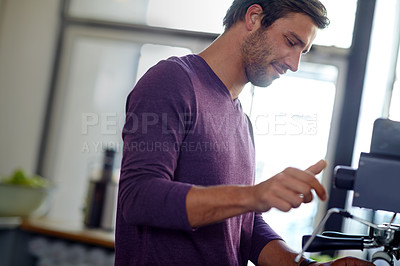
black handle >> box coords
[322,231,369,239]
[333,166,356,190]
[302,234,364,252]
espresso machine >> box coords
[296,118,400,265]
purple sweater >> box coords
[115,55,281,265]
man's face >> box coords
[241,12,318,87]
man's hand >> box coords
[316,256,374,265]
[186,159,328,227]
[250,159,328,213]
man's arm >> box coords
[186,160,327,227]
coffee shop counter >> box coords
[0,217,115,265]
[20,217,115,248]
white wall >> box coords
[0,0,60,176]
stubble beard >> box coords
[241,28,275,88]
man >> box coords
[115,0,373,265]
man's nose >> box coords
[285,51,302,72]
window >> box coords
[67,0,358,48]
[239,62,338,250]
[42,26,194,222]
[68,0,149,24]
[146,0,232,34]
[341,0,400,259]
[136,44,191,81]
[314,0,358,48]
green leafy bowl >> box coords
[0,183,52,217]
[0,169,53,217]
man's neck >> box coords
[198,25,248,100]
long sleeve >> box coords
[115,54,261,266]
[249,213,282,265]
[118,60,196,231]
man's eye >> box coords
[286,37,295,47]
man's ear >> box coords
[245,4,263,31]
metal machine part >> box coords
[296,210,400,266]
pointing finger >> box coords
[306,159,327,175]
[306,159,328,201]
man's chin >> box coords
[250,78,274,88]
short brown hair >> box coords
[223,0,329,30]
